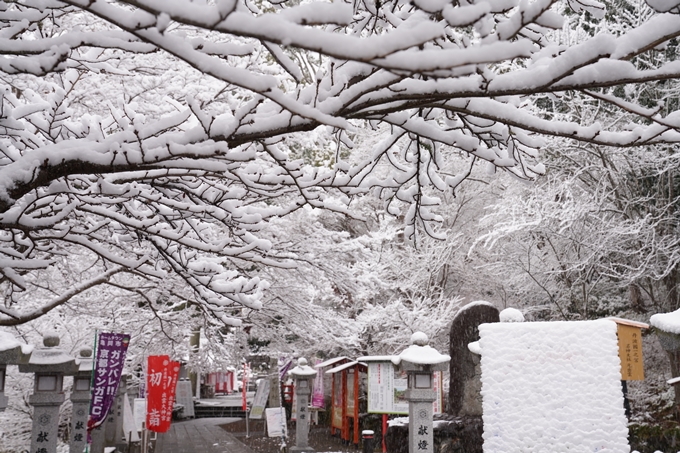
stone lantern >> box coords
[289,357,317,453]
[19,334,77,453]
[70,347,93,453]
[0,331,32,411]
[393,332,451,453]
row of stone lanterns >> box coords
[0,332,99,453]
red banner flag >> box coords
[146,355,180,433]
[242,362,248,411]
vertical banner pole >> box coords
[84,329,98,453]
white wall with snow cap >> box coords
[479,319,629,453]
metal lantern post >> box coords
[70,347,93,453]
[289,358,317,453]
[19,334,77,453]
[394,332,450,453]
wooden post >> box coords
[353,365,360,445]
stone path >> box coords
[155,417,256,453]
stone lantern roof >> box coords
[392,332,451,371]
[18,334,77,374]
[76,348,93,374]
[0,331,32,365]
[289,358,318,378]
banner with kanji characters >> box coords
[87,332,130,433]
[312,359,324,408]
[146,355,180,433]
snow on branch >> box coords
[0,0,679,323]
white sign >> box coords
[367,362,443,415]
[124,396,140,442]
[133,398,146,432]
[265,407,288,437]
[175,380,195,418]
[250,380,271,419]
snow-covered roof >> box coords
[393,344,451,366]
[649,309,680,334]
[314,356,350,369]
[392,332,450,366]
[324,361,367,374]
[479,319,629,452]
[19,335,77,373]
[0,331,32,356]
[608,317,649,329]
[289,358,317,378]
[356,355,395,362]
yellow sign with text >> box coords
[617,324,644,381]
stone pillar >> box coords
[0,332,31,412]
[18,334,77,453]
[448,301,499,417]
[395,332,450,453]
[289,358,317,453]
[70,348,93,453]
[407,384,435,453]
[268,357,281,408]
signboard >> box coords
[617,323,645,380]
[175,379,195,418]
[312,360,324,408]
[265,407,288,437]
[367,362,443,415]
[250,380,271,419]
[124,395,140,442]
[346,369,355,411]
[332,373,343,429]
[88,332,130,433]
[146,355,180,433]
[133,398,146,433]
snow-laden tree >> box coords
[2,0,680,324]
[474,0,680,320]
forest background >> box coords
[1,0,680,449]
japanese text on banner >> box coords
[87,332,130,434]
[146,355,180,433]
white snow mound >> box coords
[479,319,629,453]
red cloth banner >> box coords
[146,355,180,433]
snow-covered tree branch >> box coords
[1,0,680,324]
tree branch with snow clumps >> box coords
[0,0,679,324]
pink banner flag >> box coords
[312,359,324,408]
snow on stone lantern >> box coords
[70,347,93,453]
[392,332,450,453]
[19,334,77,453]
[650,309,680,415]
[289,357,317,453]
[0,331,32,412]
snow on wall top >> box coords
[650,309,680,334]
[479,319,629,453]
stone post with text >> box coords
[289,358,317,453]
[395,332,450,453]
